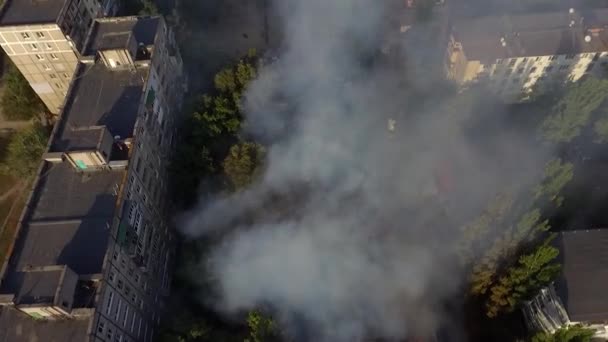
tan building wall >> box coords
[0,23,79,114]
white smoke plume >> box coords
[180,0,550,340]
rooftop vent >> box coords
[585,35,592,43]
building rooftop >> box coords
[0,161,123,290]
[51,63,147,152]
[0,0,67,26]
[0,306,90,342]
[555,229,608,323]
[453,9,608,62]
[84,16,160,56]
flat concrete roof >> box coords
[0,306,90,342]
[51,63,147,152]
[13,269,63,305]
[0,0,66,26]
[85,16,160,56]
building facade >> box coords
[446,9,608,102]
[0,15,185,342]
[0,0,118,114]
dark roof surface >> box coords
[51,63,147,152]
[2,162,122,278]
[0,0,66,26]
[13,269,63,305]
[85,16,160,55]
[0,306,89,342]
[555,229,608,322]
[453,9,608,61]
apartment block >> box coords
[0,15,186,342]
[0,0,118,114]
[446,9,608,102]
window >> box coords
[115,334,123,342]
[55,83,63,89]
[97,321,105,333]
[21,32,30,39]
[508,59,516,66]
[50,53,58,60]
[109,271,115,282]
[521,57,528,63]
[63,73,70,79]
[535,57,541,61]
[120,257,126,268]
[123,307,129,327]
[138,318,143,338]
[593,53,600,61]
[35,32,45,38]
[131,293,137,303]
[549,55,558,61]
[496,59,503,64]
[117,279,123,290]
[107,328,113,339]
[49,73,57,79]
[586,63,595,72]
[559,65,569,71]
[45,43,52,50]
[131,313,137,333]
[545,66,554,72]
[35,54,44,61]
[106,291,114,315]
[115,299,122,321]
[42,63,51,71]
[125,286,131,296]
[530,67,537,73]
[517,68,524,74]
[134,274,140,283]
[30,43,38,50]
[565,54,575,59]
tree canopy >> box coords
[1,123,49,177]
[540,77,608,144]
[530,325,596,342]
[0,63,45,121]
[223,142,265,191]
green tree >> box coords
[531,325,596,342]
[0,63,45,121]
[223,142,265,191]
[139,0,159,15]
[534,159,574,206]
[485,237,561,317]
[245,311,277,342]
[1,123,49,176]
[540,77,608,144]
[593,115,608,143]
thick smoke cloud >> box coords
[181,0,549,340]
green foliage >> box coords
[531,325,596,342]
[171,52,259,206]
[1,123,48,177]
[0,63,45,121]
[245,311,277,342]
[593,115,608,143]
[139,0,159,15]
[534,159,574,206]
[223,142,265,191]
[540,77,608,144]
[485,237,561,317]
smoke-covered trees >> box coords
[245,311,279,342]
[464,158,573,317]
[540,77,608,144]
[223,142,266,191]
[0,63,45,121]
[171,50,260,205]
[530,325,596,342]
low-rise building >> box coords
[446,9,608,102]
[0,0,119,114]
[0,15,185,342]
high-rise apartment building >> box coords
[446,9,608,102]
[0,15,186,342]
[0,0,118,114]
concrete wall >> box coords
[0,24,79,114]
